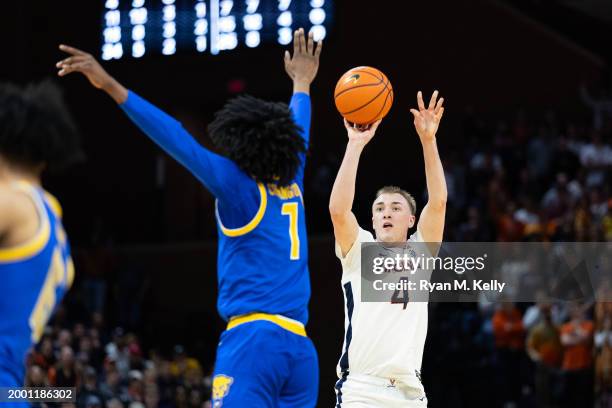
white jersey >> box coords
[335,227,432,391]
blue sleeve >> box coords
[289,92,311,185]
[119,90,248,202]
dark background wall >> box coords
[3,0,605,245]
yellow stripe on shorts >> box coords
[227,313,307,337]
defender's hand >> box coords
[410,90,444,142]
[284,28,322,91]
[344,119,381,149]
[57,45,113,89]
[57,45,127,104]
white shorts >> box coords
[334,373,428,407]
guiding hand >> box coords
[410,90,444,142]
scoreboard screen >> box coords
[101,0,332,60]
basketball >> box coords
[334,66,393,126]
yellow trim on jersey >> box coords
[227,313,307,337]
[43,192,63,219]
[0,184,51,263]
[216,183,267,237]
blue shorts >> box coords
[212,317,318,407]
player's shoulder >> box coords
[408,229,423,243]
[0,184,36,229]
[335,226,374,264]
[0,183,30,213]
[358,227,375,243]
[408,229,441,258]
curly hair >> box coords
[208,95,305,186]
[0,79,83,172]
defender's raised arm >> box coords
[284,28,322,96]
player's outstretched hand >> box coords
[410,90,444,142]
[56,45,127,104]
[284,28,322,91]
[344,119,381,149]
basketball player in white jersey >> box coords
[329,90,446,407]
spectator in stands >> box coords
[580,133,612,188]
[492,302,525,407]
[595,315,612,406]
[526,304,562,408]
[580,84,612,131]
[125,370,145,405]
[77,366,105,408]
[560,303,595,408]
[523,294,567,330]
[170,345,201,382]
[106,398,124,408]
[25,365,49,387]
[99,368,122,402]
[54,346,78,387]
[30,335,56,373]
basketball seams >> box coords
[364,87,393,124]
[334,82,383,100]
[338,77,392,116]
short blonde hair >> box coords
[374,186,417,215]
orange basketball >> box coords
[334,66,393,126]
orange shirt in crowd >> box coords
[492,308,525,350]
[561,320,594,371]
[527,321,562,367]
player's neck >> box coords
[0,160,42,187]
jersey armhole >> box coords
[215,183,267,237]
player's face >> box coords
[371,193,415,243]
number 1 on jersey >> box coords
[281,202,300,260]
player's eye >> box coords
[393,207,400,211]
[375,207,383,212]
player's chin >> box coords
[377,229,396,243]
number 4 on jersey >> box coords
[391,276,409,309]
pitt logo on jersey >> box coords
[212,374,234,406]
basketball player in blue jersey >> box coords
[0,81,81,399]
[57,28,322,407]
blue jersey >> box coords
[121,91,311,324]
[0,182,74,385]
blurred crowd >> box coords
[425,83,612,408]
[445,106,611,244]
[24,316,212,408]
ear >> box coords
[408,215,416,228]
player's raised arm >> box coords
[329,119,381,256]
[410,91,447,244]
[284,28,322,159]
[56,44,234,199]
[284,28,322,96]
